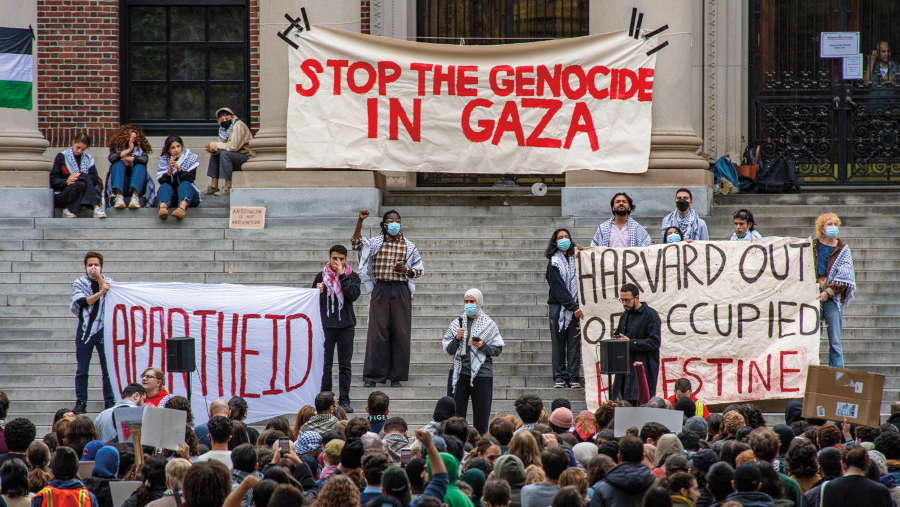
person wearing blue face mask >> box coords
[664,226,684,244]
[71,251,117,415]
[545,228,584,389]
[442,288,504,434]
[730,209,762,241]
[352,209,425,388]
[813,213,856,368]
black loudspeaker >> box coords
[599,339,631,375]
[166,337,196,373]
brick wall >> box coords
[37,0,261,147]
[361,0,370,34]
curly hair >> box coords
[737,404,766,429]
[108,125,152,152]
[361,449,389,486]
[816,424,841,449]
[182,460,232,507]
[312,475,361,507]
[815,213,841,239]
[594,402,617,430]
[748,428,780,463]
[3,418,36,453]
[163,396,193,426]
[723,411,746,435]
[785,438,818,478]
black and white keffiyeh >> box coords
[661,208,700,242]
[156,149,199,181]
[828,245,856,304]
[356,235,425,296]
[219,117,238,141]
[551,251,578,331]
[442,310,503,393]
[63,147,94,175]
[591,217,652,248]
[70,274,113,339]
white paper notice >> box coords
[141,406,187,451]
[821,32,860,58]
[613,407,684,438]
[843,54,863,80]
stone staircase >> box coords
[0,188,897,434]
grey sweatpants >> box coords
[207,151,248,181]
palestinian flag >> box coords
[0,27,34,110]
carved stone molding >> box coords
[371,0,383,36]
[705,0,717,158]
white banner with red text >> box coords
[578,237,821,411]
[103,282,324,424]
[286,26,657,174]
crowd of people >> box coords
[5,383,900,507]
[51,107,253,220]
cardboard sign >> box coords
[820,32,859,58]
[110,482,142,507]
[141,406,187,451]
[230,206,266,229]
[114,406,144,444]
[801,365,884,426]
[613,407,684,438]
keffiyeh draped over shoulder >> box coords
[63,147,94,174]
[156,149,199,181]
[219,117,237,141]
[551,251,578,331]
[591,217,652,247]
[829,245,856,304]
[356,235,424,296]
[442,310,503,393]
[661,208,700,241]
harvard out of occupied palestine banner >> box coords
[103,282,325,424]
[286,27,657,174]
[578,237,821,411]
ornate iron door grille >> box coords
[414,0,587,187]
[749,0,900,185]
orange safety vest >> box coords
[34,486,92,507]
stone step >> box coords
[383,189,563,207]
[714,192,900,206]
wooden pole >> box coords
[131,424,143,466]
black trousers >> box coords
[321,326,354,405]
[447,372,493,435]
[363,281,411,382]
[549,304,582,382]
[55,179,99,214]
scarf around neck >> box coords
[662,207,700,241]
[443,310,503,393]
[322,262,353,319]
[593,216,651,248]
[550,250,578,331]
[156,149,199,180]
[219,117,238,141]
[63,147,94,175]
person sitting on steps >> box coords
[50,133,106,219]
[106,125,155,210]
[203,107,254,197]
[156,135,201,220]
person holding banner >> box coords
[352,210,424,388]
[663,227,684,244]
[314,245,362,413]
[71,251,116,415]
[587,193,651,248]
[610,283,661,405]
[443,288,504,435]
[660,189,709,243]
[545,228,584,389]
[731,209,762,241]
[814,213,856,368]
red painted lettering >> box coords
[130,306,147,384]
[410,63,433,96]
[660,357,678,397]
[433,65,455,95]
[491,101,525,147]
[461,99,494,143]
[148,307,166,371]
[562,66,587,99]
[536,64,562,97]
[737,359,744,394]
[515,66,535,97]
[263,314,285,395]
[617,69,638,100]
[367,98,378,139]
[780,351,800,393]
[377,61,401,95]
[489,66,514,96]
[707,358,733,396]
[682,357,704,395]
[564,102,599,151]
[325,59,349,95]
[389,98,421,142]
[218,313,238,397]
[347,61,376,94]
[285,314,313,392]
[521,98,562,149]
[240,314,261,398]
[112,304,130,394]
[748,354,771,393]
[296,59,323,96]
[637,68,654,102]
[194,310,216,397]
[587,66,610,99]
[456,65,478,96]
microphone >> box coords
[458,317,466,357]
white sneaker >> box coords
[128,196,140,209]
[93,208,107,219]
[62,209,77,218]
[113,194,126,209]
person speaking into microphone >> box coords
[443,288,504,435]
[611,283,661,406]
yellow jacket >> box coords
[211,119,255,157]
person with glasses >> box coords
[141,367,171,407]
[610,283,661,405]
[731,209,762,241]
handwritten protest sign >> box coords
[104,282,324,424]
[579,237,820,411]
[287,27,657,174]
[229,206,266,229]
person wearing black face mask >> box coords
[660,188,709,242]
[71,251,117,414]
[204,107,255,197]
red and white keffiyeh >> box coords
[322,262,353,318]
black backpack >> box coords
[756,159,800,193]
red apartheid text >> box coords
[109,305,314,399]
[294,60,654,151]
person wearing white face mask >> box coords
[71,251,116,415]
[442,288,504,434]
[813,213,856,368]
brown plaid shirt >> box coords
[353,233,422,282]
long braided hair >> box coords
[380,210,401,236]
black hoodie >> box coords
[591,462,656,507]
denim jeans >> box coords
[109,161,147,195]
[157,180,200,207]
[821,298,844,368]
[75,327,116,405]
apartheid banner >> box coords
[578,237,821,411]
[103,282,324,424]
[286,27,658,174]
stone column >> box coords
[0,0,52,217]
[233,0,385,216]
[563,1,710,216]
